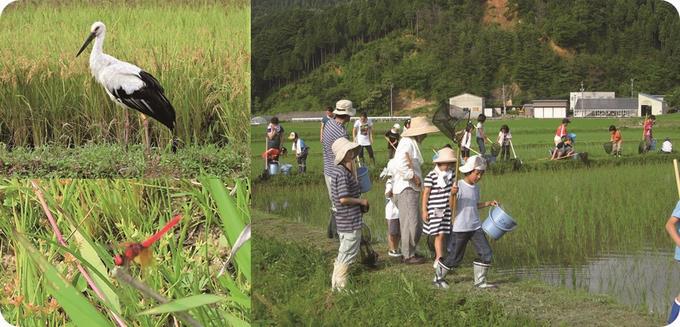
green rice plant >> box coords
[251,114,680,179]
[0,178,250,326]
[0,0,250,149]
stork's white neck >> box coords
[91,31,105,59]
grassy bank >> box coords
[0,143,249,178]
[0,178,251,326]
[253,211,661,326]
[0,0,250,147]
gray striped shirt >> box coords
[322,119,349,176]
[329,165,363,232]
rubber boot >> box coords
[473,262,496,289]
[667,298,680,326]
[433,259,450,289]
[331,261,349,292]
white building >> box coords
[525,100,568,118]
[449,93,484,117]
[570,92,615,111]
[638,93,668,116]
[573,98,637,117]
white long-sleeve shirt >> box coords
[462,131,472,149]
[388,136,423,194]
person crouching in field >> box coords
[288,132,309,173]
[432,155,498,289]
[551,135,575,160]
[381,168,401,258]
[662,137,673,154]
[329,137,369,291]
[609,125,622,157]
[665,201,680,325]
[421,147,456,264]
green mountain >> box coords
[253,0,680,115]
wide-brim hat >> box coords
[334,99,356,116]
[459,155,486,173]
[433,147,457,163]
[332,137,360,165]
[401,116,439,137]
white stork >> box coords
[76,21,177,153]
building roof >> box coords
[574,98,637,110]
[450,93,483,100]
[639,93,665,101]
[531,99,568,107]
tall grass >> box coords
[0,0,250,148]
[0,178,250,326]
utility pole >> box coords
[580,81,584,116]
[630,78,634,98]
[502,83,506,116]
[390,83,393,118]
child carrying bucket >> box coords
[381,167,402,258]
[421,147,457,264]
[432,155,498,289]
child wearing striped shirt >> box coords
[421,147,457,263]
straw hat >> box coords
[334,99,356,116]
[459,155,486,173]
[401,116,439,137]
[287,132,297,140]
[433,147,457,163]
[332,137,360,165]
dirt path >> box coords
[254,210,662,326]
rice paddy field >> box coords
[0,178,251,326]
[0,0,250,177]
[252,114,680,320]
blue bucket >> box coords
[357,166,371,193]
[482,206,518,240]
[280,164,293,175]
[268,162,279,175]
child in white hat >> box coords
[421,147,457,265]
[432,155,498,289]
[329,137,368,291]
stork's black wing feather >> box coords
[112,71,176,131]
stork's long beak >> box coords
[76,32,96,57]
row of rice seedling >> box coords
[0,0,250,148]
[0,178,250,326]
[254,162,675,266]
[251,115,680,178]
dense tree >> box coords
[253,0,680,114]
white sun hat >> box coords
[334,99,356,116]
[401,116,439,137]
[332,137,360,165]
[433,147,457,163]
[459,155,486,173]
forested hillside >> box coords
[253,0,680,114]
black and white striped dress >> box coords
[422,170,454,235]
